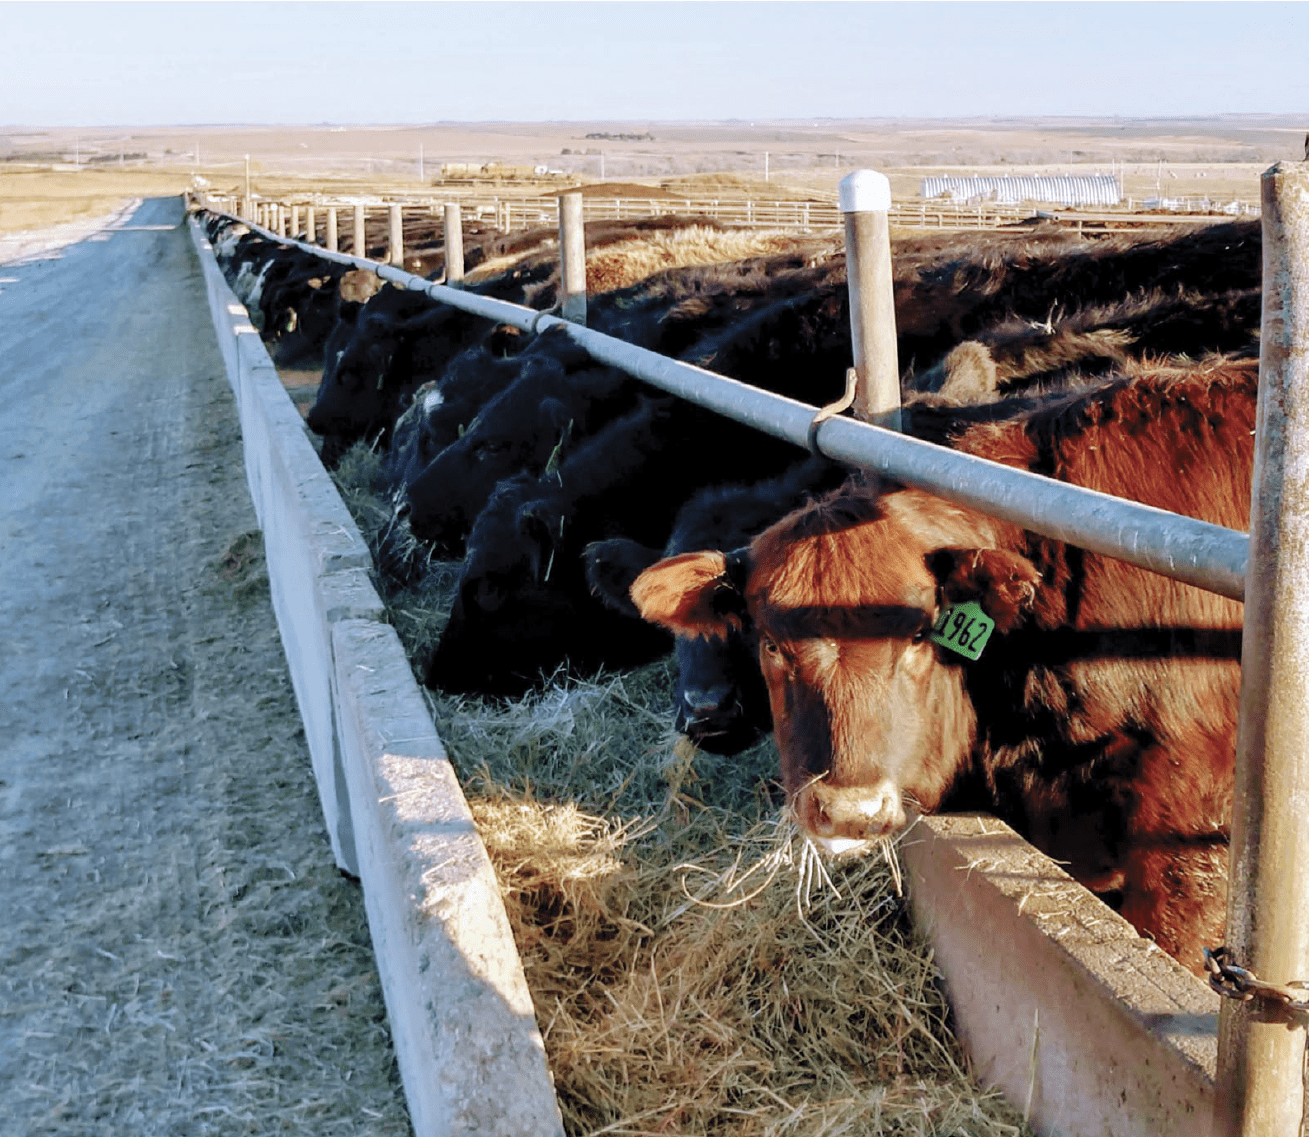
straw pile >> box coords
[334,444,1032,1137]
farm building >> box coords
[920,172,1121,207]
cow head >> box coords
[585,538,772,754]
[630,486,1041,855]
[406,362,572,555]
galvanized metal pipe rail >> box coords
[205,206,1249,601]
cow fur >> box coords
[629,357,1257,972]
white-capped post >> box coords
[353,204,366,258]
[840,170,900,429]
[558,191,587,325]
[389,203,404,267]
[443,203,464,283]
[1213,159,1309,1137]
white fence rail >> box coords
[204,189,1257,240]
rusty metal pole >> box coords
[443,203,464,283]
[388,203,404,266]
[1214,160,1309,1137]
[353,203,366,258]
[840,170,900,429]
[325,207,338,252]
[558,191,586,325]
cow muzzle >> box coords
[793,778,906,857]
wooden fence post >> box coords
[558,191,586,325]
[290,205,301,239]
[840,170,901,428]
[305,205,316,245]
[1213,158,1309,1137]
[389,203,404,266]
[326,207,338,252]
[443,203,464,283]
[354,203,366,258]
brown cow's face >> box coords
[630,486,1039,858]
[748,506,978,855]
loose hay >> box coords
[334,439,1032,1135]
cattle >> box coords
[404,353,633,555]
[310,228,840,469]
[584,457,850,753]
[519,226,825,310]
[306,283,527,464]
[259,256,359,368]
[398,246,850,553]
[381,334,546,492]
[890,219,1260,372]
[627,357,1256,972]
[911,285,1260,396]
[424,391,808,696]
[580,368,1106,755]
[420,228,1213,702]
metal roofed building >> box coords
[920,173,1122,207]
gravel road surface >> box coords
[0,197,412,1136]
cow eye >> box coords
[761,637,780,656]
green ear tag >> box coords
[929,600,995,661]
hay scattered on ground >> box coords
[335,419,1032,1135]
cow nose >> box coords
[681,684,733,721]
[794,780,905,854]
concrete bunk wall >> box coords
[187,212,565,1137]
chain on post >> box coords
[1204,946,1309,1012]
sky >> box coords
[1,1,1306,126]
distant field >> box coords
[2,114,1299,234]
[0,169,192,233]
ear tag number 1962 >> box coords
[929,600,995,661]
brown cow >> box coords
[629,358,1256,972]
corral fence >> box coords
[203,187,1258,244]
[194,161,1309,1137]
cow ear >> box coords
[584,539,662,617]
[926,547,1041,634]
[630,548,751,640]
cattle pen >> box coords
[189,160,1309,1137]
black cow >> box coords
[423,392,809,696]
[404,355,634,555]
[584,456,850,753]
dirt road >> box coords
[0,198,411,1136]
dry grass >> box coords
[0,167,192,233]
[332,443,1032,1137]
